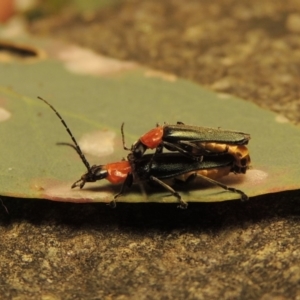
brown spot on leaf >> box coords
[78,130,116,157]
[0,107,11,122]
[55,44,137,76]
[240,169,268,185]
[42,181,113,203]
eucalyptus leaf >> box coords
[0,39,299,205]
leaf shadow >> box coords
[1,190,300,235]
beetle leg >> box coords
[155,144,164,154]
[149,176,188,209]
[110,172,134,207]
[143,144,164,170]
[179,141,230,156]
[148,141,203,170]
[193,173,248,202]
[162,141,203,161]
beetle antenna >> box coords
[121,122,131,151]
[56,142,79,152]
[37,96,91,172]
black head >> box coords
[71,165,108,189]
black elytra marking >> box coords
[37,96,91,173]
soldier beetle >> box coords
[122,122,251,172]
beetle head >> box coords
[71,165,108,189]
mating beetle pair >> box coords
[38,97,251,208]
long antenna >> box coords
[37,96,91,172]
[121,122,131,151]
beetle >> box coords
[72,152,248,209]
[122,122,251,172]
[37,97,248,208]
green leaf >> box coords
[0,39,299,205]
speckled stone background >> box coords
[1,1,300,299]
